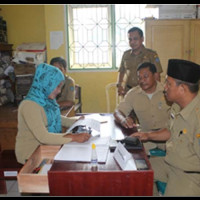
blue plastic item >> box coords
[156,181,167,195]
[149,148,166,157]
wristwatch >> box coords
[116,83,122,87]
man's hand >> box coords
[117,85,125,96]
[130,132,149,142]
[121,116,137,129]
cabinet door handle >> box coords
[189,49,193,56]
[185,49,192,55]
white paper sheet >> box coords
[114,142,137,170]
[39,164,52,175]
[54,136,110,163]
[50,31,63,50]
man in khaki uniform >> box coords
[117,27,163,96]
[133,59,200,196]
[50,57,75,110]
[114,62,171,152]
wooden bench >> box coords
[0,149,23,194]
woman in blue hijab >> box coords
[25,63,64,133]
[15,63,91,164]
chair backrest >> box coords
[105,82,122,113]
[74,84,82,113]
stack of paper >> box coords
[54,136,110,163]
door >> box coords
[190,20,200,65]
[145,19,190,82]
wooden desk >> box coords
[0,104,18,150]
[48,114,153,196]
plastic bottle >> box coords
[91,143,98,169]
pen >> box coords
[32,158,49,173]
[100,121,108,124]
[179,131,183,137]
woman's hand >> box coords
[76,115,85,121]
[64,133,91,143]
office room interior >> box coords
[0,4,200,196]
[0,4,199,114]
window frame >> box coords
[66,4,117,72]
[65,4,151,72]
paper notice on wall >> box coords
[50,31,64,50]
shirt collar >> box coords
[179,94,200,120]
[138,81,163,96]
[130,44,145,55]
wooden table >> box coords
[48,114,153,196]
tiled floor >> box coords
[0,180,21,197]
[0,180,49,197]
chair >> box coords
[105,82,122,113]
[74,84,82,113]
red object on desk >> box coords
[48,114,153,196]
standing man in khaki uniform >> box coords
[50,57,75,110]
[132,59,200,196]
[117,27,163,96]
[114,62,170,153]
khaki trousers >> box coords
[149,157,200,196]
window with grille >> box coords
[66,4,158,71]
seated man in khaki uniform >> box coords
[132,59,200,196]
[114,62,171,153]
[50,57,75,110]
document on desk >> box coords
[114,142,137,170]
[54,136,110,163]
[66,118,100,135]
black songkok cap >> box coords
[167,59,200,84]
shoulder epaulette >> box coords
[195,107,200,120]
[124,49,132,54]
[145,48,157,54]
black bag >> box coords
[121,136,142,150]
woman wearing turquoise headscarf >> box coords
[15,63,91,164]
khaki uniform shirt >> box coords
[57,75,75,103]
[118,45,163,91]
[165,94,200,172]
[117,81,170,132]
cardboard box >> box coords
[17,145,61,194]
[13,51,46,65]
[158,5,197,19]
[14,64,36,75]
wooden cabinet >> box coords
[190,20,200,64]
[0,43,13,56]
[145,19,200,81]
[0,104,18,150]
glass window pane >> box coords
[68,5,112,69]
[66,4,158,70]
